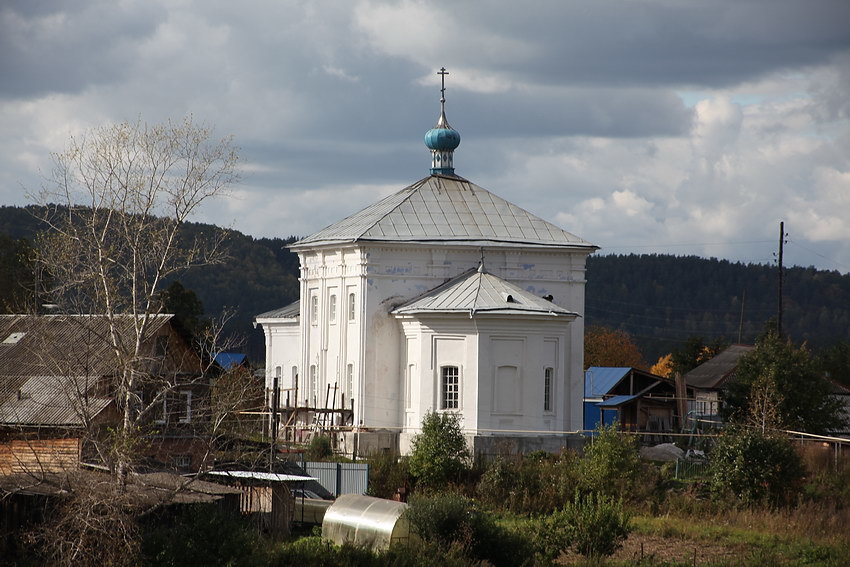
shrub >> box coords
[477,450,579,514]
[404,492,536,567]
[710,428,804,506]
[140,504,268,567]
[409,411,470,489]
[366,452,411,499]
[306,434,333,461]
[537,492,631,559]
[578,423,642,498]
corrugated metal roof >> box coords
[391,267,577,317]
[682,344,755,389]
[0,314,178,427]
[596,394,639,408]
[292,175,596,250]
[255,300,300,320]
[0,375,111,426]
[585,367,631,398]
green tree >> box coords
[578,423,642,498]
[710,428,804,506]
[409,411,470,489]
[539,492,631,559]
[671,335,726,376]
[815,341,850,388]
[161,280,206,335]
[723,331,846,434]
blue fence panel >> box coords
[305,462,369,496]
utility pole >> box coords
[777,221,786,338]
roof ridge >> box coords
[352,177,431,241]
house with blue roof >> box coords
[584,367,681,435]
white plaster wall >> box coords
[256,318,300,407]
[292,242,591,432]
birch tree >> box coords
[34,117,239,483]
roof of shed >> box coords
[596,394,639,408]
[682,344,755,389]
[292,175,596,250]
[391,266,577,318]
[585,367,632,398]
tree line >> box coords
[2,208,850,363]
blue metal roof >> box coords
[215,352,248,370]
[584,367,631,398]
[596,394,639,408]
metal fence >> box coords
[304,461,369,496]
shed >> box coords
[322,494,411,551]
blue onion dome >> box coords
[424,109,461,151]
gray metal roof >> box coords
[391,266,577,317]
[255,300,300,320]
[0,375,112,426]
[682,344,755,390]
[293,175,596,250]
[0,314,177,427]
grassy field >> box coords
[551,505,850,566]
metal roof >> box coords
[584,367,632,398]
[682,344,755,390]
[214,352,248,370]
[0,375,111,426]
[0,314,182,428]
[292,175,596,250]
[391,267,577,318]
[205,470,317,482]
[596,394,639,408]
[255,300,300,320]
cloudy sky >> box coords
[2,0,849,272]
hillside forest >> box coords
[1,205,849,366]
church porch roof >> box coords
[391,266,577,318]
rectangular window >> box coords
[179,390,192,423]
[310,293,318,325]
[440,366,459,410]
[155,392,167,424]
[329,294,337,323]
[348,292,356,322]
[544,367,554,413]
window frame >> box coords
[543,367,554,413]
[439,365,460,410]
[348,292,356,322]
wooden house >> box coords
[0,314,211,475]
[584,367,681,434]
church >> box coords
[256,71,597,456]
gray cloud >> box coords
[1,0,849,274]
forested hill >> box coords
[2,205,849,363]
[586,254,850,361]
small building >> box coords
[681,344,754,425]
[0,314,212,474]
[584,367,679,434]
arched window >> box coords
[310,294,319,325]
[543,367,554,413]
[329,294,337,323]
[348,293,356,322]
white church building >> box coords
[256,72,597,455]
